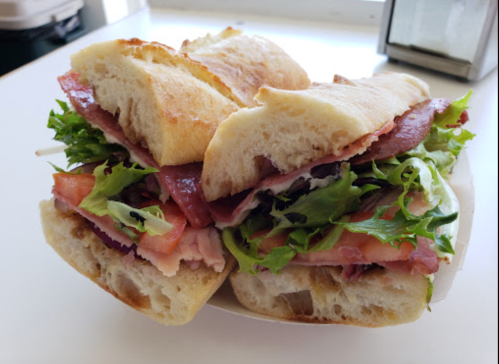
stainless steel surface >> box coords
[378,0,498,80]
[377,0,394,54]
[385,44,472,78]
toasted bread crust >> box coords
[40,199,236,325]
[230,265,429,327]
[71,38,239,166]
[70,31,310,166]
[180,28,311,107]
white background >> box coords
[0,6,497,364]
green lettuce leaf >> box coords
[259,246,298,274]
[407,91,475,177]
[79,162,158,215]
[79,162,170,240]
[307,217,348,253]
[373,157,440,206]
[433,91,472,129]
[270,168,379,229]
[424,276,434,312]
[336,198,457,254]
[47,100,127,167]
[223,216,348,275]
[375,91,474,179]
[49,162,83,175]
[285,227,322,254]
[222,228,289,275]
[107,201,172,237]
[405,143,456,178]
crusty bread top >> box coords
[180,28,311,107]
[70,31,310,166]
[202,72,430,201]
[71,38,239,166]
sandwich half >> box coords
[40,30,310,325]
[202,73,474,326]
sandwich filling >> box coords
[219,91,474,306]
[47,72,225,277]
[58,71,213,228]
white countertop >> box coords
[1,7,497,364]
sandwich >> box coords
[40,29,311,325]
[201,73,474,326]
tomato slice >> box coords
[251,211,415,264]
[138,200,187,254]
[53,173,95,206]
[53,173,187,254]
[250,229,289,253]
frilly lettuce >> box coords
[270,167,378,229]
[406,90,475,178]
[337,198,457,254]
[107,202,173,238]
[80,162,172,241]
[47,100,126,167]
[222,171,364,275]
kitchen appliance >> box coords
[378,0,498,81]
[0,0,85,76]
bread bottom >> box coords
[230,265,428,327]
[40,199,235,326]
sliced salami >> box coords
[352,99,451,165]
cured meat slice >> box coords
[352,98,451,165]
[58,71,157,167]
[137,227,226,277]
[159,163,213,228]
[208,119,396,228]
[58,71,213,228]
[379,239,440,275]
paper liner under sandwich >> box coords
[207,152,475,324]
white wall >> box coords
[150,0,385,26]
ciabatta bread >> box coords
[202,73,430,201]
[180,28,311,107]
[71,38,239,166]
[40,200,236,326]
[71,31,310,166]
[230,265,429,327]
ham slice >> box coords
[137,227,226,277]
[52,193,225,277]
[208,119,396,228]
[58,71,213,228]
[292,236,438,275]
